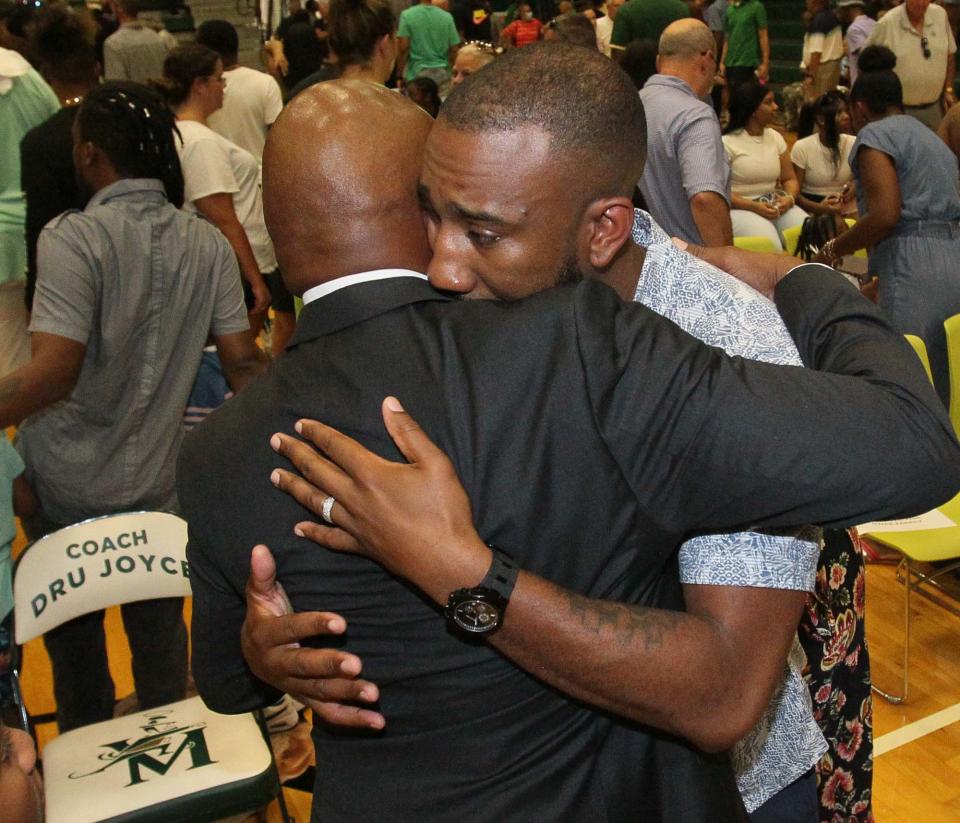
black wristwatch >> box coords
[445,547,519,637]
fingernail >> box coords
[294,525,305,537]
[384,396,404,412]
[270,434,281,451]
[295,420,303,433]
[360,686,376,701]
[369,716,385,729]
[270,470,280,486]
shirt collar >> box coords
[643,74,699,99]
[898,5,931,32]
[88,178,167,209]
[301,269,429,305]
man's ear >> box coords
[75,139,98,171]
[583,196,636,269]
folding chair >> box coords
[858,335,960,703]
[732,235,778,253]
[944,313,960,438]
[11,511,292,823]
[905,334,934,385]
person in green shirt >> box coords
[397,0,462,88]
[720,0,769,89]
[610,0,689,55]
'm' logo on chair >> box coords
[69,710,218,787]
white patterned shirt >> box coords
[632,209,829,812]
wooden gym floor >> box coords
[13,513,960,821]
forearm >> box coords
[222,349,269,392]
[730,193,759,212]
[403,533,788,752]
[781,177,800,199]
[797,192,834,214]
[830,209,893,256]
[807,52,822,75]
[690,192,733,246]
[0,359,74,429]
[758,29,769,69]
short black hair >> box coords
[76,82,185,207]
[441,42,646,195]
[545,13,597,49]
[620,38,657,90]
[857,44,896,73]
[406,75,440,117]
[724,78,769,134]
[29,5,98,84]
[196,19,239,61]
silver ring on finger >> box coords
[321,495,336,525]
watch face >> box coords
[452,598,501,633]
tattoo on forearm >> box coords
[559,588,684,653]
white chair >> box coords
[11,511,291,823]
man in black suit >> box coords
[179,73,959,823]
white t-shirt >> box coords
[790,132,855,197]
[595,16,613,57]
[176,119,277,274]
[722,128,787,198]
[207,66,282,165]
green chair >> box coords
[905,334,934,384]
[733,235,778,253]
[859,334,960,703]
[859,492,960,704]
[782,224,802,256]
[944,313,960,438]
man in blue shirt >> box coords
[640,19,733,246]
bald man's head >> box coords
[263,81,434,295]
[659,18,715,59]
[656,19,717,97]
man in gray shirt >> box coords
[102,0,169,83]
[639,19,733,246]
[7,82,266,731]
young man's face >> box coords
[418,121,586,301]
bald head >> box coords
[659,18,715,60]
[263,81,434,295]
[656,19,716,97]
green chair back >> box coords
[733,235,778,253]
[905,334,934,385]
[945,313,960,438]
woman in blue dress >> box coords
[815,46,960,406]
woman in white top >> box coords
[791,90,857,216]
[157,45,272,316]
[723,80,808,250]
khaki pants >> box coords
[804,59,842,103]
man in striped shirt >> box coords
[639,19,733,246]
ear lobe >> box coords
[587,198,635,269]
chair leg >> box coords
[275,785,294,823]
[872,556,910,703]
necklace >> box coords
[62,95,83,106]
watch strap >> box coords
[479,547,519,603]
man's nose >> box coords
[427,228,476,295]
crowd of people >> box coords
[1,1,960,822]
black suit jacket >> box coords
[179,270,959,822]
